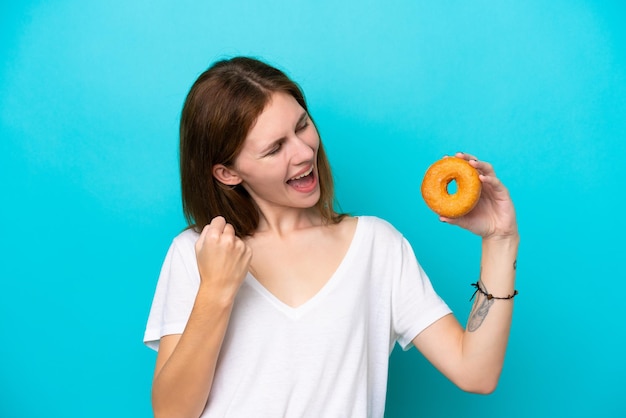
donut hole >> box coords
[446,179,458,195]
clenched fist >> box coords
[194,216,252,302]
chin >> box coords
[298,191,321,209]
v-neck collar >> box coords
[244,216,363,320]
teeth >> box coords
[290,167,313,181]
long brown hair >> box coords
[180,56,344,236]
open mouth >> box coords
[286,166,316,191]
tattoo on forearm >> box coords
[468,280,494,332]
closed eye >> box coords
[263,113,309,157]
[265,141,283,156]
[296,119,309,132]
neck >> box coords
[254,206,322,237]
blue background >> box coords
[2,1,624,417]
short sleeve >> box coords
[391,237,452,351]
[143,230,201,351]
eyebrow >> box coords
[260,112,309,155]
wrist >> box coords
[197,282,238,309]
[479,233,518,294]
[482,232,520,248]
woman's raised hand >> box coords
[441,152,518,240]
[194,216,252,301]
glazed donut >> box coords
[421,156,482,218]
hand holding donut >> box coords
[422,152,517,239]
[195,216,253,300]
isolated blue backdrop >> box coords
[1,1,624,417]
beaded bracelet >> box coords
[470,281,518,301]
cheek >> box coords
[239,162,285,187]
[305,128,321,150]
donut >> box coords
[420,156,482,218]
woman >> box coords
[144,56,519,417]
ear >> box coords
[212,164,243,186]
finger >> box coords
[456,152,490,175]
[470,159,495,177]
[237,240,253,263]
[439,215,464,229]
[195,227,206,251]
[209,216,227,233]
[219,223,238,247]
[202,217,226,244]
[195,222,215,251]
[223,222,236,237]
[456,151,478,161]
[479,173,507,193]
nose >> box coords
[289,134,315,165]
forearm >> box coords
[460,234,519,392]
[152,285,234,418]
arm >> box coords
[413,152,519,394]
[151,217,252,418]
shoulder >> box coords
[354,216,407,249]
[357,216,404,238]
[157,227,202,282]
[169,227,200,254]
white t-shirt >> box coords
[144,216,451,417]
